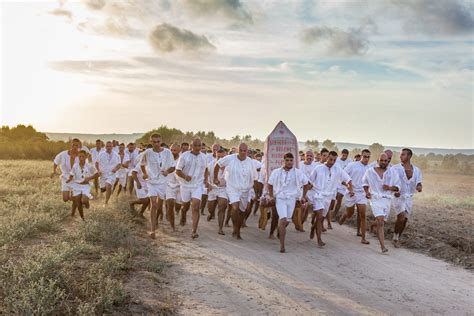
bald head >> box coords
[191,138,202,154]
[238,143,248,160]
[305,150,314,164]
[384,149,393,162]
[378,153,389,169]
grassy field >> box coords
[0,160,175,314]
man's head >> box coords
[400,148,413,163]
[384,149,393,163]
[299,151,305,161]
[341,149,349,160]
[326,151,338,168]
[238,143,248,159]
[361,149,371,165]
[71,138,80,153]
[127,143,134,152]
[181,142,189,152]
[78,150,88,163]
[170,143,181,158]
[191,138,202,154]
[119,143,125,153]
[320,148,329,163]
[113,140,118,147]
[378,153,389,169]
[231,147,237,154]
[211,143,220,154]
[150,134,161,151]
[216,148,226,160]
[314,152,321,162]
[95,139,102,149]
[255,153,263,162]
[304,150,314,164]
[354,154,361,161]
[105,141,113,153]
[283,152,295,169]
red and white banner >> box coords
[263,121,299,184]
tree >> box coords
[322,139,338,151]
[305,139,319,150]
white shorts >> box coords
[99,173,116,189]
[148,182,167,199]
[345,191,368,207]
[201,183,208,195]
[72,183,92,198]
[166,185,182,203]
[208,187,228,201]
[312,196,333,217]
[393,195,413,216]
[117,169,128,187]
[226,188,250,212]
[337,185,347,196]
[134,181,148,199]
[61,178,73,192]
[276,198,296,221]
[180,185,203,203]
[370,198,391,221]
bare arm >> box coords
[131,171,142,189]
[268,184,274,199]
[213,164,221,185]
[363,185,371,199]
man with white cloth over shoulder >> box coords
[214,143,257,240]
[363,153,400,253]
[268,152,310,253]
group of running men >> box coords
[52,134,422,253]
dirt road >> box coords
[161,214,473,315]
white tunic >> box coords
[268,167,308,199]
[392,163,422,197]
[217,154,257,192]
[140,148,174,185]
[299,161,318,179]
[362,167,400,199]
[209,158,226,189]
[309,164,351,198]
[54,150,79,180]
[344,161,370,192]
[97,151,121,174]
[336,157,352,169]
[90,147,104,164]
[127,149,140,170]
[70,162,97,184]
[176,151,208,188]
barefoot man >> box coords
[140,134,175,239]
[214,143,258,240]
[95,141,121,205]
[90,139,104,196]
[309,151,353,247]
[268,153,310,253]
[338,149,371,244]
[176,139,209,239]
[363,153,400,253]
[207,148,229,235]
[297,150,318,232]
[130,152,150,218]
[165,143,181,232]
[391,148,423,247]
[332,149,352,221]
[52,138,80,202]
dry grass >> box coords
[0,160,175,314]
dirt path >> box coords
[161,214,473,315]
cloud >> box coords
[148,23,215,53]
[389,0,474,35]
[301,25,371,57]
[49,59,135,75]
[181,0,253,24]
[77,17,143,38]
[83,0,107,10]
[49,8,73,20]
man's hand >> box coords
[394,192,401,198]
[205,182,210,190]
[161,170,169,177]
[366,192,372,199]
[301,196,307,204]
[349,190,355,197]
[185,175,192,182]
[416,184,422,192]
[136,182,142,190]
[383,184,390,191]
[213,178,220,186]
[50,171,58,179]
[142,173,148,180]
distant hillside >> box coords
[46,132,472,156]
[46,132,145,144]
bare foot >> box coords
[280,248,286,253]
[393,240,401,248]
[322,227,327,233]
[357,232,363,237]
[268,234,275,239]
[149,232,156,239]
[318,240,326,247]
[382,247,389,253]
[191,233,199,239]
[361,240,370,245]
[236,235,243,240]
[225,223,231,228]
[207,215,212,222]
[218,230,225,235]
[242,223,247,228]
[310,227,315,240]
[327,224,333,230]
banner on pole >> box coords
[263,121,299,184]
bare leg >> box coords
[315,211,325,247]
[230,202,241,239]
[242,202,253,228]
[356,205,362,236]
[225,204,232,227]
[140,199,150,217]
[217,198,227,235]
[166,199,176,232]
[81,194,90,210]
[310,211,317,239]
[333,193,344,221]
[105,184,112,205]
[338,205,354,225]
[71,196,78,216]
[207,200,217,221]
[149,196,159,239]
[278,219,289,253]
[191,198,201,238]
[327,200,335,229]
[376,217,388,252]
[180,202,190,226]
[77,195,85,220]
[269,207,279,239]
[358,204,369,244]
[253,199,260,215]
[93,178,99,196]
[200,194,208,215]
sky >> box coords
[1,0,473,149]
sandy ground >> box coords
[160,214,473,315]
